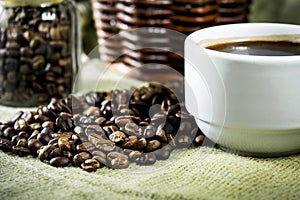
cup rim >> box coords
[187,22,300,60]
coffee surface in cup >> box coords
[206,40,300,56]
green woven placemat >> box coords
[0,103,300,200]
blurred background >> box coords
[77,0,300,55]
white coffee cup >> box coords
[185,23,300,156]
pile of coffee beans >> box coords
[0,83,205,172]
[0,3,76,106]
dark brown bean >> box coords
[123,136,138,149]
[147,140,161,152]
[76,141,95,153]
[50,156,70,167]
[28,139,43,152]
[12,146,31,157]
[0,138,13,152]
[92,150,107,165]
[136,152,156,165]
[73,152,92,167]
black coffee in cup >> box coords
[206,40,300,56]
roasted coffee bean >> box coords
[103,125,118,135]
[18,131,29,139]
[42,121,54,129]
[29,123,42,130]
[107,151,127,161]
[58,137,71,151]
[125,122,142,136]
[128,150,142,162]
[92,150,107,165]
[136,152,156,165]
[12,146,31,157]
[74,126,84,135]
[28,130,39,140]
[94,117,106,126]
[62,150,73,158]
[38,144,55,161]
[16,138,27,147]
[107,151,129,169]
[194,135,205,146]
[136,138,147,150]
[55,116,74,131]
[0,138,13,152]
[114,116,130,126]
[50,156,71,167]
[176,135,193,148]
[154,145,173,160]
[73,152,91,167]
[76,141,95,153]
[109,131,126,143]
[123,136,138,149]
[81,159,100,172]
[28,139,43,152]
[52,132,73,139]
[155,128,167,142]
[110,156,130,169]
[11,135,21,145]
[83,106,101,117]
[3,127,15,139]
[85,124,106,137]
[147,140,161,152]
[37,133,53,145]
[49,148,62,158]
[143,125,156,138]
[14,118,28,131]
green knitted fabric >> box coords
[1,135,300,200]
[0,94,300,200]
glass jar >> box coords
[0,0,80,107]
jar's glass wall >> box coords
[0,0,80,107]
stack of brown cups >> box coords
[91,0,122,62]
[116,0,173,75]
[168,0,219,71]
[216,0,251,25]
[91,0,252,80]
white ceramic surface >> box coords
[185,23,300,156]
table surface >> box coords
[0,58,300,200]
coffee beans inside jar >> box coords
[0,82,205,172]
[0,0,80,106]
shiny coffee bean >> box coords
[136,152,156,165]
[50,156,71,167]
[92,150,107,165]
[0,138,13,151]
[76,142,95,152]
[28,139,43,152]
[109,131,126,143]
[58,137,71,151]
[81,158,100,172]
[73,152,91,167]
[12,146,31,157]
[147,140,161,152]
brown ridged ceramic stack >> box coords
[91,0,122,62]
[216,0,251,25]
[91,0,252,79]
[168,0,219,72]
[116,0,173,74]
